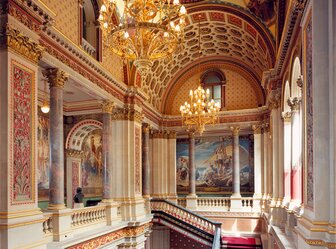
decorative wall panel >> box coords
[176,135,254,194]
[10,60,35,205]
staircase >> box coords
[151,199,222,249]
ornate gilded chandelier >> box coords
[99,0,187,75]
[179,20,220,135]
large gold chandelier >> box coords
[99,0,187,75]
[179,19,220,135]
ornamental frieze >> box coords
[111,107,143,123]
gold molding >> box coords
[5,26,44,64]
[168,130,177,139]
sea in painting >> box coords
[81,129,103,197]
[176,135,254,194]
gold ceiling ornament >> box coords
[99,0,187,76]
[179,18,220,135]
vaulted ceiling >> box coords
[139,2,276,113]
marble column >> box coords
[188,130,196,196]
[186,130,197,210]
[102,100,114,201]
[231,126,241,197]
[43,68,68,210]
[142,123,151,198]
[252,125,262,211]
[288,97,302,204]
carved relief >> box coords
[11,60,36,204]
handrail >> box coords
[151,198,222,226]
[151,198,222,248]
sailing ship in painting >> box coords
[176,136,254,194]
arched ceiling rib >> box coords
[139,3,275,112]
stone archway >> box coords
[65,119,103,208]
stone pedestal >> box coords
[49,209,74,241]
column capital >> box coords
[262,122,270,133]
[268,89,281,110]
[142,123,150,134]
[101,100,115,114]
[152,130,164,139]
[111,107,143,123]
[188,130,195,139]
[168,130,177,139]
[287,97,301,112]
[230,126,240,136]
[43,68,68,88]
[282,111,292,122]
[252,124,262,134]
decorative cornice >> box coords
[42,68,68,88]
[4,26,44,64]
[101,100,115,114]
[230,126,240,136]
[111,107,143,123]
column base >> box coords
[47,203,66,210]
[118,197,147,221]
[186,194,198,211]
[48,208,74,241]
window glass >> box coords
[214,85,221,99]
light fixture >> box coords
[179,18,220,135]
[41,79,50,114]
[99,0,187,76]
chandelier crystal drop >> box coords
[99,0,187,76]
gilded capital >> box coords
[188,129,195,139]
[230,126,240,136]
[142,123,150,134]
[152,130,164,139]
[252,124,262,134]
[262,122,270,133]
[6,26,44,64]
[101,100,114,114]
[43,68,68,88]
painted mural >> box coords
[176,135,254,194]
[81,129,103,197]
[37,113,50,200]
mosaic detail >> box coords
[135,127,141,194]
[305,16,314,209]
[11,61,35,204]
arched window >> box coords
[80,0,101,60]
[201,69,226,110]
